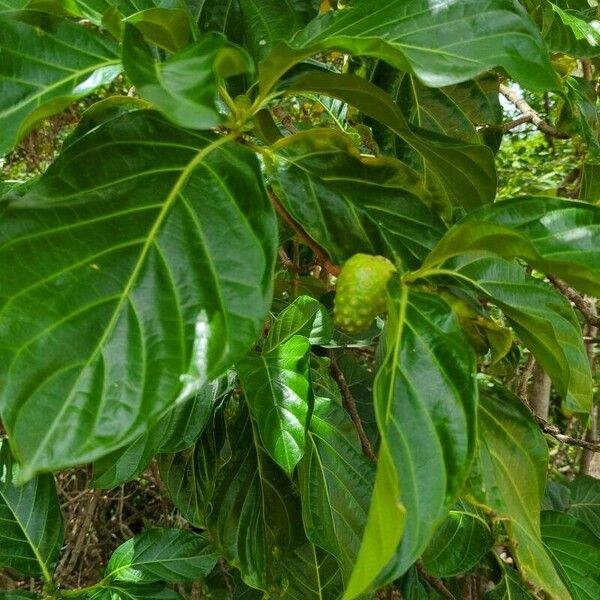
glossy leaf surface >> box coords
[298,394,375,583]
[421,500,493,578]
[447,255,592,412]
[347,285,477,597]
[106,528,218,583]
[286,71,497,213]
[541,511,600,599]
[423,197,600,296]
[0,14,120,155]
[122,26,233,130]
[0,441,63,580]
[260,0,558,93]
[477,386,569,599]
[238,335,311,474]
[271,128,446,267]
[0,111,277,477]
[265,295,333,350]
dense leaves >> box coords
[0,442,63,580]
[1,1,599,599]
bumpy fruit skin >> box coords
[334,253,396,334]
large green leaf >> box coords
[281,543,344,600]
[265,295,333,351]
[0,13,120,156]
[444,255,592,412]
[0,593,40,600]
[158,407,228,528]
[260,0,558,95]
[541,511,600,599]
[0,441,63,580]
[286,71,497,213]
[542,476,600,542]
[297,394,375,583]
[393,72,502,144]
[106,528,218,583]
[347,285,477,598]
[271,128,446,267]
[421,500,493,578]
[0,111,277,477]
[420,197,600,297]
[204,405,304,592]
[477,385,569,599]
[237,335,311,474]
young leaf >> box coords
[122,26,249,130]
[477,385,569,599]
[347,285,477,597]
[421,500,493,578]
[238,335,311,474]
[297,394,375,583]
[446,255,593,413]
[0,441,63,580]
[422,197,600,296]
[123,8,194,53]
[265,295,333,351]
[541,511,600,599]
[0,111,277,477]
[106,529,218,583]
[271,128,446,267]
[260,0,558,95]
[0,13,120,156]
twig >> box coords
[547,275,600,327]
[517,354,536,405]
[268,190,340,276]
[327,349,377,462]
[417,562,455,600]
[500,84,569,139]
[535,414,600,453]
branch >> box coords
[416,562,455,600]
[327,349,377,462]
[268,189,341,276]
[547,275,600,328]
[500,84,569,139]
[535,414,600,453]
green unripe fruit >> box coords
[334,253,396,334]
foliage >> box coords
[0,1,599,599]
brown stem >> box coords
[417,562,455,600]
[547,275,600,327]
[517,354,536,405]
[272,106,298,135]
[327,349,377,462]
[269,189,340,276]
[500,84,569,139]
[535,414,600,453]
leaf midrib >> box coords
[22,133,235,477]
